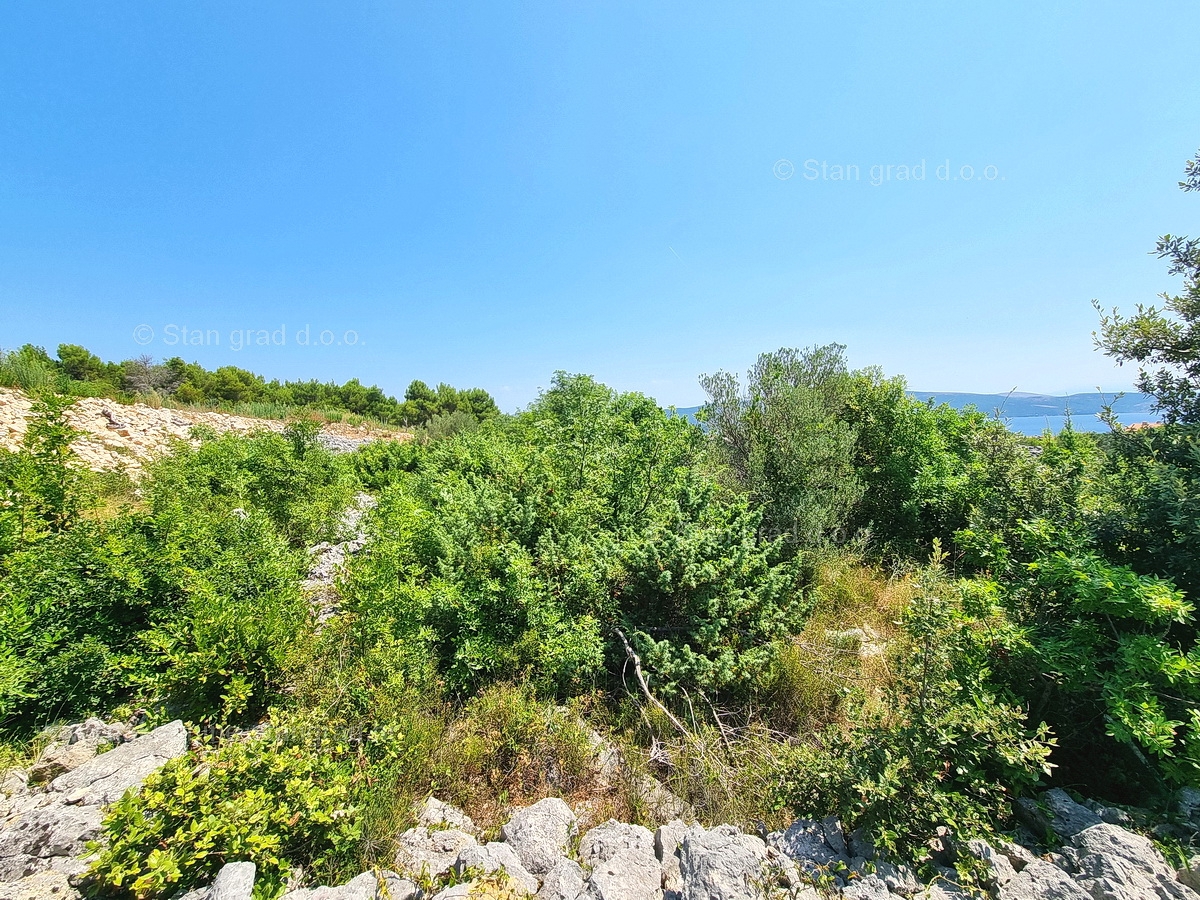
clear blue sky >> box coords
[1,2,1197,410]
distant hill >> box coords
[670,391,1159,424]
[906,391,1157,418]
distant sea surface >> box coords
[671,391,1160,436]
[1005,414,1132,436]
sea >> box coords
[1003,414,1152,436]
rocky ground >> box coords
[0,713,1198,900]
[0,389,408,472]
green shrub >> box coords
[430,683,595,819]
[348,439,423,491]
[144,422,356,548]
[345,374,810,701]
[776,551,1054,866]
[86,731,362,900]
[0,345,62,395]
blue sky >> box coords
[1,2,1197,410]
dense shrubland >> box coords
[2,152,1198,899]
[0,342,499,427]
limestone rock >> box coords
[577,820,660,900]
[1064,822,1200,900]
[0,872,78,900]
[842,874,892,900]
[966,839,1017,890]
[998,859,1090,900]
[679,825,769,900]
[578,820,655,868]
[768,818,850,879]
[536,859,585,900]
[281,870,418,900]
[1179,854,1200,892]
[429,886,473,900]
[30,719,130,784]
[1016,789,1103,840]
[210,862,256,900]
[455,842,539,895]
[394,827,477,880]
[49,720,187,805]
[417,797,477,835]
[501,798,577,877]
[655,820,702,899]
[0,803,103,881]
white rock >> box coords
[842,874,892,900]
[455,842,539,895]
[655,820,702,898]
[281,870,418,900]
[49,720,187,805]
[536,859,585,900]
[0,871,79,900]
[679,826,769,900]
[210,862,256,900]
[393,827,477,880]
[578,820,656,868]
[0,803,103,881]
[417,797,477,836]
[501,798,577,876]
[578,821,661,900]
[1065,823,1200,900]
[998,859,1090,900]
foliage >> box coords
[0,345,64,395]
[700,345,863,545]
[778,550,1054,863]
[0,394,86,554]
[348,438,424,491]
[429,683,596,819]
[345,372,809,700]
[6,341,501,427]
[1095,149,1200,424]
[86,730,362,900]
[841,368,990,557]
[1093,423,1200,601]
[143,422,356,548]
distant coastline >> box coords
[671,391,1160,435]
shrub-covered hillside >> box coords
[3,336,1200,896]
[0,343,499,428]
[0,150,1197,900]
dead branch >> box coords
[613,627,693,740]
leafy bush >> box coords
[346,373,809,700]
[139,508,310,724]
[700,345,863,546]
[777,551,1054,864]
[348,438,423,491]
[0,345,63,395]
[86,731,362,900]
[144,422,356,548]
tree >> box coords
[1095,149,1200,423]
[700,344,863,546]
[122,355,182,396]
[56,344,104,382]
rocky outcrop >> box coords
[0,388,405,473]
[304,492,377,623]
[0,720,187,884]
[501,798,577,878]
[577,820,660,900]
[3,730,1198,900]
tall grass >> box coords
[0,348,61,395]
